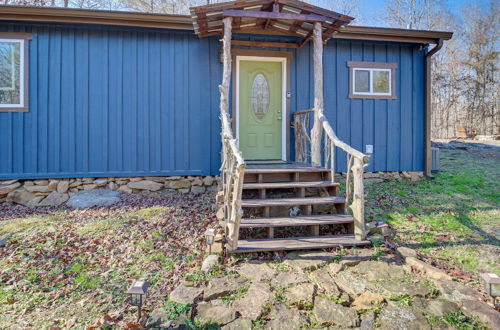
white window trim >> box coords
[352,68,392,96]
[0,38,25,109]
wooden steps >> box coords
[233,235,371,253]
[240,214,354,228]
[241,196,345,208]
[243,181,338,190]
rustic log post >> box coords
[220,17,233,135]
[350,158,366,240]
[311,22,324,167]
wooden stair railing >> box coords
[293,110,370,240]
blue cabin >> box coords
[0,1,452,251]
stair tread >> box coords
[241,214,354,228]
[245,167,330,174]
[241,196,345,207]
[243,181,339,189]
[231,235,371,253]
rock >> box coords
[128,177,142,182]
[7,189,36,207]
[94,178,108,187]
[191,177,203,186]
[284,283,315,307]
[272,272,307,287]
[179,188,190,194]
[313,297,359,327]
[233,282,273,320]
[350,261,407,281]
[0,180,18,185]
[360,311,376,330]
[33,179,49,185]
[0,182,21,195]
[107,182,117,191]
[204,275,247,301]
[221,319,252,330]
[367,233,385,245]
[236,261,276,281]
[352,291,385,310]
[66,189,120,208]
[57,181,69,193]
[118,185,133,194]
[397,246,418,259]
[309,268,341,296]
[25,185,49,193]
[169,179,192,189]
[25,196,44,207]
[196,303,236,325]
[461,299,500,329]
[424,299,459,317]
[373,278,431,297]
[23,181,34,187]
[47,180,58,191]
[333,270,369,296]
[203,176,215,186]
[201,255,219,274]
[145,308,171,328]
[191,186,206,194]
[38,192,69,207]
[266,303,309,329]
[127,180,163,191]
[169,282,203,305]
[284,250,337,271]
[83,184,97,190]
[144,176,166,183]
[378,302,431,330]
[433,279,482,303]
[69,181,82,188]
[328,263,343,275]
[405,257,452,280]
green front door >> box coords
[238,60,283,160]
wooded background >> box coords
[1,0,498,138]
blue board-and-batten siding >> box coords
[0,22,426,180]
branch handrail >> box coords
[294,109,369,240]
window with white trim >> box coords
[348,61,397,99]
[0,33,30,112]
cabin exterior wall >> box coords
[0,22,425,180]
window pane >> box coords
[0,41,21,105]
[373,70,390,93]
[354,70,370,93]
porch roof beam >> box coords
[222,9,328,22]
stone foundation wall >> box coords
[0,176,219,207]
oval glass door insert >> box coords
[251,73,270,121]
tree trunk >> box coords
[311,22,324,167]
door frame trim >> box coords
[232,49,292,161]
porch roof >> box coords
[190,0,354,42]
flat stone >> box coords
[7,189,36,207]
[201,255,219,274]
[25,185,49,193]
[378,302,431,330]
[66,189,120,208]
[0,180,18,185]
[236,261,276,282]
[309,268,341,296]
[144,176,166,183]
[204,275,247,301]
[360,311,376,330]
[38,191,69,207]
[221,319,252,330]
[284,283,315,307]
[373,278,431,297]
[405,257,452,280]
[196,303,236,325]
[233,282,273,320]
[191,177,203,186]
[203,176,215,186]
[145,308,172,328]
[313,297,359,327]
[397,246,418,259]
[169,179,191,189]
[47,180,58,191]
[169,282,203,305]
[272,272,307,287]
[284,250,337,271]
[328,263,343,275]
[350,261,407,281]
[33,179,49,185]
[127,180,163,191]
[57,181,70,193]
[266,303,309,329]
[424,298,459,317]
[333,269,369,296]
[0,182,21,195]
[118,185,133,194]
[83,184,97,190]
[433,279,482,303]
[25,196,44,207]
[94,179,108,187]
[461,299,500,329]
[191,186,206,194]
[352,291,385,310]
[367,233,385,245]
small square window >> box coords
[348,61,397,99]
[0,33,30,112]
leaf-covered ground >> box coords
[0,192,217,329]
[365,147,500,284]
